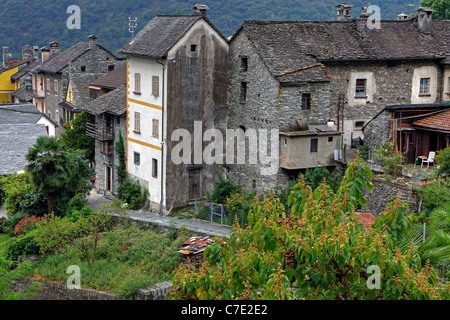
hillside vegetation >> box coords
[0,0,421,59]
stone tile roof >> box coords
[234,17,450,82]
[0,103,43,124]
[37,42,115,74]
[120,15,228,58]
[10,58,41,80]
[413,109,450,132]
[11,86,33,103]
[0,58,34,74]
[83,84,126,116]
[89,64,127,90]
[0,123,48,175]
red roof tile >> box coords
[413,109,450,132]
[356,212,377,230]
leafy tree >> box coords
[170,156,450,300]
[420,0,450,20]
[60,111,95,164]
[435,146,450,176]
[115,131,127,185]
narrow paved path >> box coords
[86,190,232,238]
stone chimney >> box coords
[359,7,369,19]
[397,11,408,20]
[88,35,97,50]
[193,4,209,15]
[33,46,39,59]
[2,47,10,68]
[41,46,50,62]
[22,45,33,59]
[416,7,433,33]
[50,41,60,54]
[337,2,353,21]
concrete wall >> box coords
[280,133,341,169]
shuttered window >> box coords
[134,112,140,133]
[152,76,159,96]
[152,118,159,138]
[152,158,158,178]
[134,73,141,94]
[420,78,430,95]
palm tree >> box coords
[25,136,72,215]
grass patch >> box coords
[33,224,190,299]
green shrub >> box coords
[417,179,450,213]
[0,218,7,233]
[3,211,29,237]
[211,173,242,204]
[435,146,450,176]
[66,193,86,214]
[376,141,404,177]
[304,166,342,193]
[3,229,41,261]
[118,179,149,210]
[65,206,95,222]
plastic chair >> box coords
[421,151,436,168]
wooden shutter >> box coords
[152,76,159,96]
[134,73,141,93]
[152,119,159,138]
[134,112,140,133]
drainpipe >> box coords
[156,58,166,216]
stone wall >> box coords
[14,278,172,300]
[363,178,420,216]
[363,109,391,153]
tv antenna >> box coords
[128,17,138,39]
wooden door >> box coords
[106,166,112,192]
[189,169,201,200]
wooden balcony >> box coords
[86,121,114,141]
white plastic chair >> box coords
[421,151,436,168]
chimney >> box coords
[50,41,60,54]
[88,35,97,50]
[193,4,209,15]
[416,7,433,33]
[359,7,369,19]
[33,46,39,59]
[41,46,50,62]
[337,2,353,21]
[3,47,10,67]
[22,45,33,59]
[397,11,408,20]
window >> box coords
[355,121,365,128]
[152,76,159,96]
[102,141,112,155]
[54,80,58,96]
[134,73,141,94]
[419,78,430,95]
[190,44,197,52]
[134,152,140,165]
[301,93,311,110]
[240,81,247,103]
[310,138,318,153]
[55,110,59,123]
[355,79,367,98]
[47,79,50,93]
[152,158,158,178]
[152,119,159,138]
[108,65,115,71]
[40,78,43,90]
[81,66,86,72]
[134,112,140,133]
[328,136,333,142]
[240,56,248,71]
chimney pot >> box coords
[3,47,9,68]
[41,46,50,62]
[337,2,353,21]
[193,4,209,15]
[416,7,433,33]
[50,41,60,54]
[88,35,98,50]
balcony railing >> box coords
[86,122,114,141]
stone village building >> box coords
[120,5,229,212]
[226,4,450,192]
[84,65,128,195]
[30,36,124,136]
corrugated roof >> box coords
[413,109,450,132]
[179,236,215,256]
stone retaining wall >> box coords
[13,278,173,300]
[363,178,420,216]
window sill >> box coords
[354,96,367,99]
[133,91,141,95]
[418,94,431,97]
[133,130,141,134]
